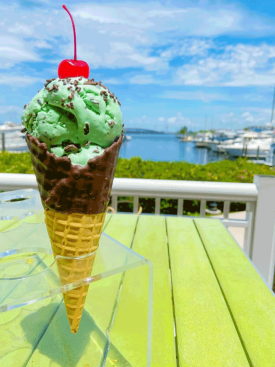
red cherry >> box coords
[58,59,89,78]
[58,5,89,79]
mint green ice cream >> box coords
[22,77,123,166]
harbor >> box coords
[1,122,275,166]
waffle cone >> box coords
[26,134,122,332]
[45,209,106,333]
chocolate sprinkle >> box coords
[83,81,98,85]
[68,92,74,100]
[64,144,79,152]
[85,141,90,147]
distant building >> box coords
[246,125,274,132]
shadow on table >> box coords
[21,302,106,367]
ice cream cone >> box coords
[26,133,123,332]
[45,209,106,333]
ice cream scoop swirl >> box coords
[22,77,123,166]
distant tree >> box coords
[244,127,249,131]
[178,126,188,135]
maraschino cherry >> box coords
[58,5,89,78]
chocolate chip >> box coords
[68,113,75,120]
[84,122,90,135]
[21,127,27,133]
[114,136,120,142]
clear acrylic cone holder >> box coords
[0,190,153,367]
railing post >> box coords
[251,175,275,288]
[243,201,256,257]
[133,196,139,214]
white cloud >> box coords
[167,112,192,127]
[221,108,271,125]
[0,75,43,87]
[160,90,229,102]
[0,1,273,73]
[0,105,23,124]
[158,117,165,122]
[0,35,39,68]
[241,111,254,122]
[129,74,157,84]
[0,105,22,114]
[103,78,121,85]
[161,39,215,59]
[176,43,275,86]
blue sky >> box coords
[1,0,275,131]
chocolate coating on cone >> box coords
[26,134,123,214]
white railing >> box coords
[0,173,274,288]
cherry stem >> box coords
[62,5,77,61]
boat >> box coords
[123,135,132,142]
[195,133,213,148]
[223,137,272,158]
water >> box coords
[120,133,227,164]
[7,133,228,164]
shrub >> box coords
[1,152,274,214]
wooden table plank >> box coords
[195,218,275,367]
[113,215,176,367]
[167,217,250,367]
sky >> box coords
[1,0,275,132]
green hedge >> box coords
[1,152,274,214]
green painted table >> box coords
[0,213,275,367]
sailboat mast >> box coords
[270,84,275,125]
